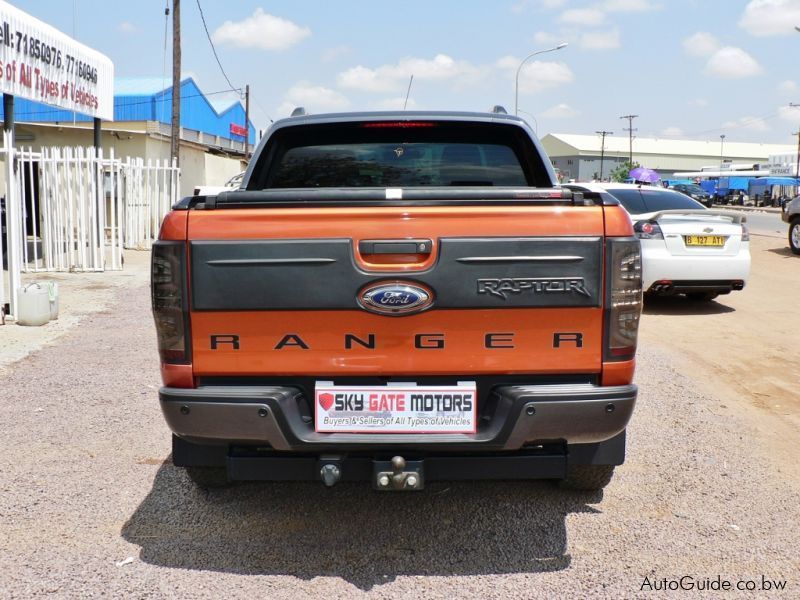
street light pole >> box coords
[719,134,726,172]
[517,109,538,135]
[515,43,568,115]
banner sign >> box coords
[230,123,247,137]
[0,1,113,120]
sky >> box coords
[11,0,800,145]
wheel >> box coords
[686,292,719,302]
[789,219,800,255]
[184,466,231,489]
[559,464,615,491]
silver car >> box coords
[781,196,800,255]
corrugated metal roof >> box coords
[544,133,795,159]
[1,76,256,145]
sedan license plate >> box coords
[684,235,726,247]
[314,383,477,433]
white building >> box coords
[541,133,796,181]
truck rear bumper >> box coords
[160,382,637,452]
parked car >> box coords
[566,183,750,301]
[781,194,800,255]
[669,183,713,208]
[192,171,246,197]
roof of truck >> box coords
[271,110,528,128]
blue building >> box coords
[2,77,255,197]
[2,76,256,151]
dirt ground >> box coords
[0,250,150,378]
[637,232,800,478]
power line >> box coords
[11,89,244,119]
[195,0,239,96]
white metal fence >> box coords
[122,157,181,250]
[1,136,180,320]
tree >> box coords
[609,160,641,183]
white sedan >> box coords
[567,183,751,301]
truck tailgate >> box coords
[187,205,606,376]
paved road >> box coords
[1,274,797,598]
[738,211,785,239]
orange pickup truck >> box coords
[151,109,642,491]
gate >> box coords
[1,137,180,320]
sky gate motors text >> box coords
[332,392,474,413]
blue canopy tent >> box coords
[748,177,800,208]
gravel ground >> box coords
[1,283,798,599]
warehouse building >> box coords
[541,133,796,182]
[0,77,255,197]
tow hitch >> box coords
[374,456,424,491]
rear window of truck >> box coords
[248,121,552,189]
[606,188,704,215]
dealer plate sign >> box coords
[314,383,477,433]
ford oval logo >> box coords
[357,281,434,316]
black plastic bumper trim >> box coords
[160,382,636,451]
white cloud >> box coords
[722,116,770,132]
[682,32,720,57]
[533,31,563,45]
[540,103,580,118]
[559,8,606,26]
[580,29,620,49]
[337,54,485,93]
[118,21,137,33]
[661,126,685,137]
[603,0,660,10]
[778,104,800,121]
[276,82,350,116]
[705,46,762,78]
[689,98,709,107]
[779,79,799,92]
[212,9,310,51]
[739,0,800,36]
[322,45,352,63]
[513,60,575,93]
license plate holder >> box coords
[314,382,477,433]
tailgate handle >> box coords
[359,239,432,255]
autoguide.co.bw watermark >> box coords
[640,574,788,593]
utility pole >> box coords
[170,0,181,166]
[790,103,800,178]
[596,130,613,181]
[719,134,726,173]
[244,84,250,159]
[620,114,638,165]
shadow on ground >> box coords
[122,461,602,590]
[643,295,735,316]
[766,246,798,258]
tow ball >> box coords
[374,456,424,491]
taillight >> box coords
[605,238,642,361]
[633,220,663,239]
[151,241,191,364]
[360,122,437,128]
